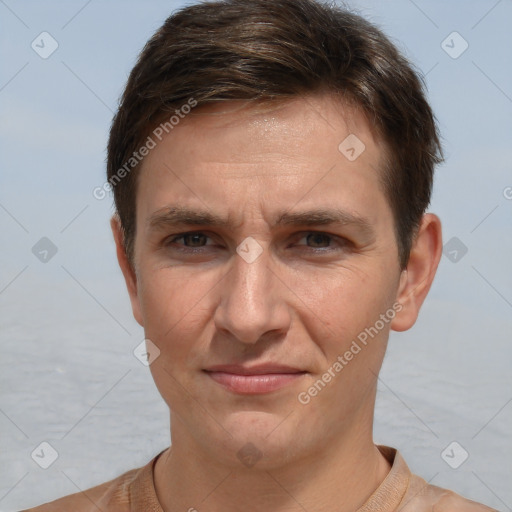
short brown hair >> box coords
[107,0,443,269]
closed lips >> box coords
[203,364,307,394]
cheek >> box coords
[138,271,200,347]
[140,271,211,408]
[294,264,396,346]
[294,270,395,421]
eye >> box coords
[165,231,215,249]
[299,232,333,248]
[293,231,348,251]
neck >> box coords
[154,421,391,512]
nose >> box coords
[213,243,291,345]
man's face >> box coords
[126,95,405,467]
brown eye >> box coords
[166,232,213,249]
[181,233,208,247]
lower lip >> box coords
[205,371,305,394]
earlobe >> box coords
[391,213,443,332]
[110,215,144,327]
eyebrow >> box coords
[147,205,375,238]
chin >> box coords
[202,410,308,469]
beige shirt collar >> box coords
[132,445,411,512]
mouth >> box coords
[203,364,307,394]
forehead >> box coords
[135,94,391,231]
[156,95,383,167]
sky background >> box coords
[1,0,511,510]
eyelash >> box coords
[164,231,349,253]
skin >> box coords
[111,94,442,512]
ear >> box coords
[110,214,144,327]
[391,213,442,332]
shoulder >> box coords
[399,473,499,512]
[19,463,148,512]
[379,447,498,512]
